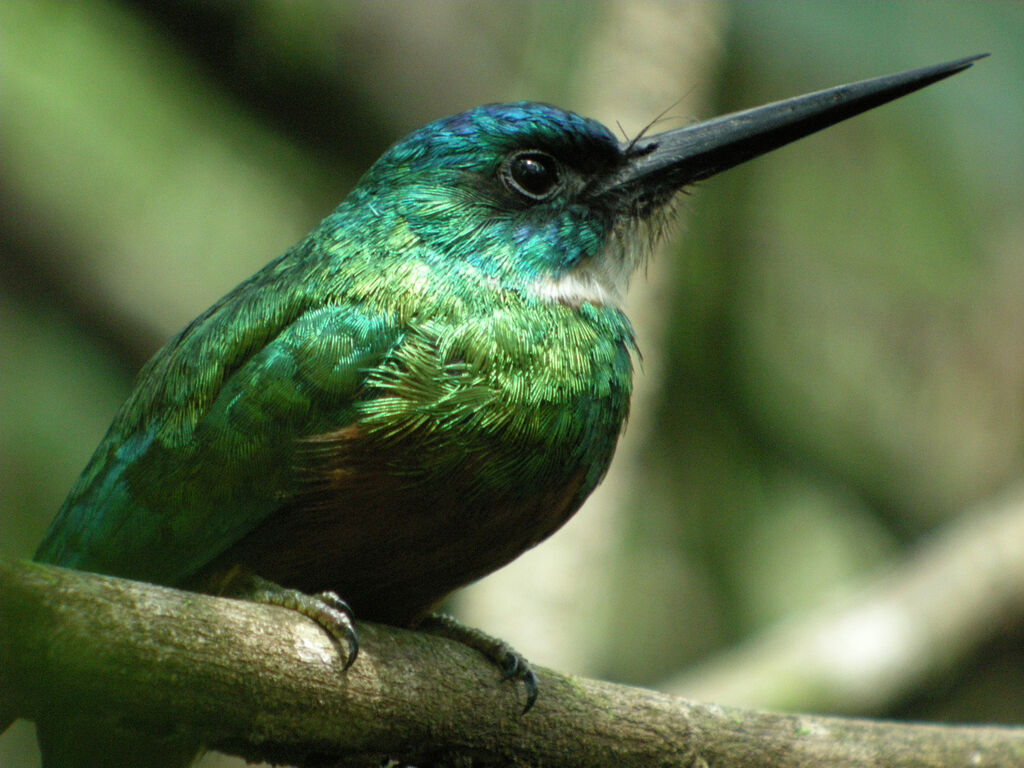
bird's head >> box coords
[342,55,984,310]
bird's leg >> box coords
[211,567,359,670]
[416,613,539,713]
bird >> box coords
[29,54,983,765]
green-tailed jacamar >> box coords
[33,54,982,740]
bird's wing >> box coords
[35,283,401,586]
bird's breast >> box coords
[196,300,635,624]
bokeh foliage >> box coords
[2,2,1022,765]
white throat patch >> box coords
[527,225,653,309]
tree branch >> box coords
[2,558,1024,768]
[665,481,1024,712]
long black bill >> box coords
[611,54,987,196]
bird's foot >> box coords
[218,569,359,670]
[417,613,539,713]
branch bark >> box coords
[2,558,1023,768]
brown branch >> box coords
[2,558,1024,768]
[666,482,1024,712]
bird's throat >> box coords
[527,233,641,309]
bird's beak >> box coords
[606,54,987,202]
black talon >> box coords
[499,650,539,713]
[314,590,360,670]
[419,613,540,713]
[339,625,360,671]
[226,573,360,670]
[522,669,539,714]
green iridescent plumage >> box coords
[36,103,639,621]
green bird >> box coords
[30,55,981,765]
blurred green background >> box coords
[2,1,1023,766]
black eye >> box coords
[501,151,562,201]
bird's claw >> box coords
[232,573,360,670]
[500,651,539,713]
[420,613,540,713]
[312,590,360,670]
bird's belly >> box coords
[191,450,589,626]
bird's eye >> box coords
[501,151,562,201]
